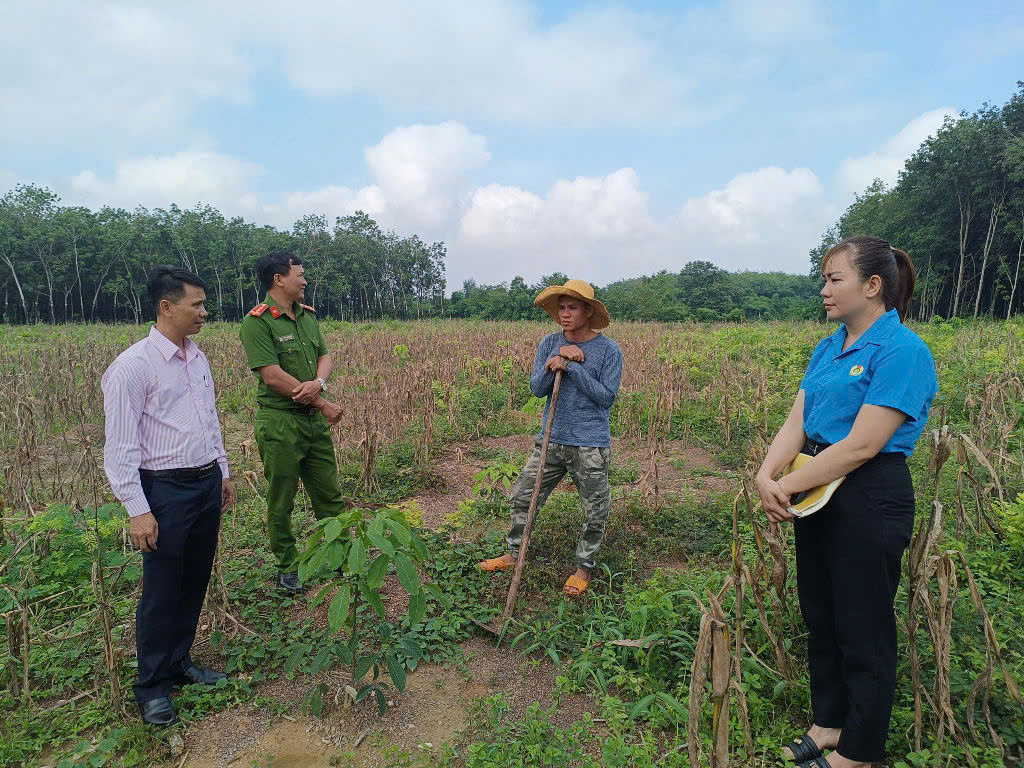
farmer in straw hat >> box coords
[479,280,623,596]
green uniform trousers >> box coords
[254,406,346,572]
[505,440,612,571]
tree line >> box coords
[0,190,447,323]
[811,82,1024,321]
[3,81,1022,325]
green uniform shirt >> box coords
[239,295,328,409]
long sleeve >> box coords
[101,358,151,517]
[209,375,230,479]
[564,343,622,408]
[529,335,557,397]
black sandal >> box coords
[797,758,832,768]
[784,733,822,763]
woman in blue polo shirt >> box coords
[755,236,937,768]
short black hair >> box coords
[257,251,303,292]
[147,265,207,314]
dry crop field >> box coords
[1,318,1022,768]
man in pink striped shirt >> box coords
[102,265,236,726]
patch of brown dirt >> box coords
[163,636,595,768]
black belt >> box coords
[803,437,832,456]
[258,403,317,415]
[139,461,219,480]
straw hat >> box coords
[534,279,610,330]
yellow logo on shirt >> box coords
[849,364,865,376]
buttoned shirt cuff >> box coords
[123,494,152,517]
[218,457,230,479]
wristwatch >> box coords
[316,377,328,392]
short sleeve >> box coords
[799,337,832,390]
[315,320,328,358]
[239,316,278,370]
[863,341,937,418]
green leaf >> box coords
[328,585,352,634]
[284,644,310,678]
[368,517,386,538]
[355,654,376,681]
[367,553,390,589]
[362,585,386,619]
[375,688,388,715]
[366,529,396,557]
[309,646,334,675]
[383,517,411,546]
[324,518,343,543]
[409,532,429,560]
[326,540,348,571]
[332,642,353,665]
[348,538,367,573]
[394,552,421,594]
[356,683,373,702]
[304,683,325,718]
[630,694,656,718]
[386,653,407,692]
[408,590,426,626]
[301,543,329,582]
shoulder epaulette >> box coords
[248,303,269,317]
[301,303,316,313]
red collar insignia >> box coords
[270,306,281,318]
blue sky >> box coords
[1,0,1020,290]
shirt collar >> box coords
[148,325,199,362]
[264,294,301,318]
[833,308,900,356]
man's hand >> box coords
[545,355,568,373]
[129,513,159,552]
[291,380,322,405]
[756,471,794,523]
[221,478,236,513]
[559,345,584,362]
[320,400,343,425]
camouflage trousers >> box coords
[505,440,612,571]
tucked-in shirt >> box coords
[239,295,328,408]
[102,327,229,517]
[800,309,937,456]
[530,332,623,448]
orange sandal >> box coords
[563,573,590,596]
[479,555,515,572]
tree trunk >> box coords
[1008,219,1024,320]
[973,202,1002,318]
[0,254,30,322]
[951,191,973,317]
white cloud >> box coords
[69,151,264,213]
[0,0,834,148]
[835,107,957,203]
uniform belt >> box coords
[258,403,317,415]
[803,438,832,456]
[139,461,219,480]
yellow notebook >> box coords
[782,453,846,517]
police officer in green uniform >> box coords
[240,251,346,594]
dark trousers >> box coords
[794,452,915,763]
[134,470,222,705]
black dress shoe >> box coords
[277,571,302,594]
[176,663,227,686]
[140,696,178,726]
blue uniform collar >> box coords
[831,309,900,357]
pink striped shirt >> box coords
[102,326,229,517]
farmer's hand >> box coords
[559,345,585,362]
[130,513,159,552]
[320,400,343,426]
[221,478,236,513]
[756,471,794,523]
[291,379,322,404]
[545,355,568,373]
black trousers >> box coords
[794,452,915,763]
[134,470,222,705]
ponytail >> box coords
[890,247,915,321]
[822,236,917,322]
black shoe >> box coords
[176,663,227,686]
[277,571,302,594]
[140,696,178,726]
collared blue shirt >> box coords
[800,309,937,456]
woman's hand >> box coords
[756,471,794,523]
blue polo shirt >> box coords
[800,309,937,456]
